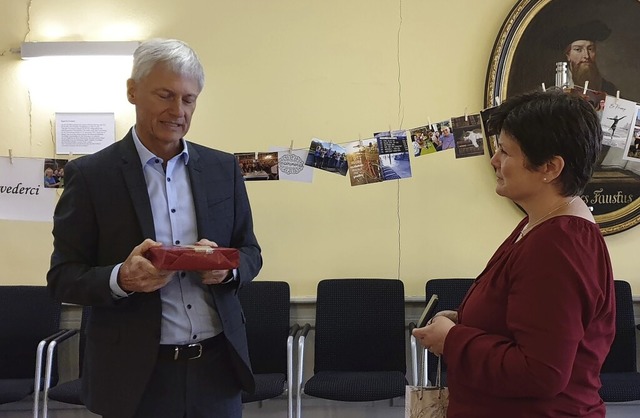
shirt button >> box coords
[155,159,160,164]
[187,304,192,309]
[175,240,180,245]
[181,272,186,278]
[167,177,171,182]
[193,335,198,340]
[171,208,176,213]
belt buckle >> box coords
[187,342,203,360]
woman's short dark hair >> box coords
[487,89,602,196]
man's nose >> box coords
[168,99,185,116]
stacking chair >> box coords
[599,280,640,402]
[42,306,91,418]
[0,286,62,418]
[238,281,298,418]
[297,278,407,418]
[412,278,474,387]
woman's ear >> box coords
[541,155,565,182]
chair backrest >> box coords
[0,286,61,379]
[238,281,290,374]
[314,278,406,373]
[425,278,475,378]
[601,280,636,373]
[426,278,475,314]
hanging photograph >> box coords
[304,138,348,176]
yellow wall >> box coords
[1,0,638,296]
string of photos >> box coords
[233,83,640,187]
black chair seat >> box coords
[242,373,286,403]
[304,371,407,402]
[599,372,640,403]
[48,378,83,405]
[0,378,33,404]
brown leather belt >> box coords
[158,333,225,361]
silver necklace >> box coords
[519,196,578,239]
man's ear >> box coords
[542,155,565,182]
[126,79,136,104]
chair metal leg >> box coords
[296,324,311,418]
[422,348,429,386]
[33,339,47,418]
[410,334,418,386]
[287,334,294,418]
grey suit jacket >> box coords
[47,130,262,418]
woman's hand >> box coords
[412,316,456,356]
[433,309,458,324]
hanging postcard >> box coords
[480,106,499,156]
[304,138,348,176]
[451,114,484,158]
[410,126,438,156]
[623,106,640,164]
[374,130,412,180]
[234,152,279,181]
[269,146,314,183]
[600,96,636,149]
[344,138,383,186]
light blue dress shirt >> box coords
[109,127,222,344]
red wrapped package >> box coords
[144,245,240,271]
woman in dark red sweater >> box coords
[413,90,616,417]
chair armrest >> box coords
[41,329,79,418]
[34,329,73,418]
[286,324,301,418]
[408,322,418,385]
[296,323,312,418]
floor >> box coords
[2,395,640,418]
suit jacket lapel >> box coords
[120,131,156,240]
[186,144,209,237]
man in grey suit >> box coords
[47,39,262,418]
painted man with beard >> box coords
[560,20,617,95]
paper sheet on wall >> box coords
[0,157,57,222]
[55,112,115,155]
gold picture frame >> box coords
[485,0,640,235]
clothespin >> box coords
[289,140,294,154]
[583,81,589,95]
[495,96,501,106]
[541,82,546,92]
[8,149,13,164]
[616,90,620,103]
[464,107,468,122]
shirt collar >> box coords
[131,126,190,166]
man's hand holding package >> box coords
[118,239,173,293]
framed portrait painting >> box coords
[485,0,640,235]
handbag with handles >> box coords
[405,354,449,418]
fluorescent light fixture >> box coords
[21,41,139,59]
